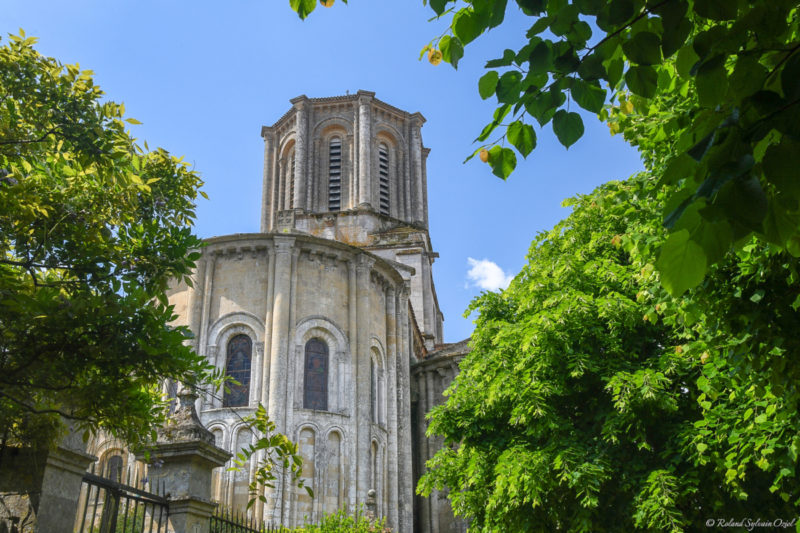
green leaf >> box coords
[763,140,800,201]
[571,79,605,113]
[622,31,661,65]
[577,53,606,81]
[440,35,464,69]
[528,41,552,72]
[453,8,484,45]
[625,65,657,98]
[675,46,699,79]
[696,55,728,108]
[781,53,800,100]
[430,0,449,15]
[516,0,545,15]
[729,54,767,99]
[694,0,739,21]
[496,71,523,104]
[606,58,624,88]
[488,145,517,179]
[552,110,584,148]
[507,121,537,157]
[479,71,499,100]
[524,88,564,126]
[763,198,800,247]
[659,154,696,186]
[486,49,517,68]
[656,229,707,296]
[289,0,316,19]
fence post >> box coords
[137,388,231,533]
[0,419,96,533]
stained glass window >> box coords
[223,334,252,407]
[304,338,328,410]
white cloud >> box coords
[466,257,513,291]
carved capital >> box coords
[274,235,295,254]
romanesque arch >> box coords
[293,316,350,415]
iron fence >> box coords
[209,507,289,533]
[74,465,168,533]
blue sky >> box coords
[5,0,643,342]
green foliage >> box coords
[228,404,312,509]
[0,32,215,449]
[287,0,800,295]
[418,174,800,531]
[298,507,387,532]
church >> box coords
[92,91,468,533]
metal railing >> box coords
[74,465,168,533]
[209,507,289,533]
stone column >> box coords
[355,254,374,505]
[396,282,414,533]
[265,236,294,523]
[291,96,309,211]
[385,286,399,530]
[261,126,276,232]
[410,113,425,225]
[346,257,358,512]
[140,389,231,533]
[186,257,206,353]
[357,91,374,207]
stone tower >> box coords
[89,92,467,533]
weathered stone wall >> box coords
[165,232,415,531]
[412,341,470,533]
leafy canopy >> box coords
[0,32,216,448]
[418,173,800,531]
[288,0,800,296]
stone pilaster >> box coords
[140,389,231,533]
[355,253,375,506]
[261,126,276,232]
[396,282,413,533]
[410,113,425,226]
[357,91,374,207]
[187,256,206,353]
[265,236,294,523]
[385,285,399,530]
[291,96,309,210]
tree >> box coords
[0,32,215,450]
[417,173,800,531]
[289,0,800,296]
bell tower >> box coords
[259,91,443,349]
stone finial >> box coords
[157,386,214,445]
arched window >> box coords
[223,334,252,407]
[328,137,342,211]
[370,358,377,423]
[105,454,123,482]
[378,143,390,216]
[304,338,328,410]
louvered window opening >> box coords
[289,152,296,208]
[329,139,342,211]
[379,145,389,215]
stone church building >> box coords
[91,92,468,533]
